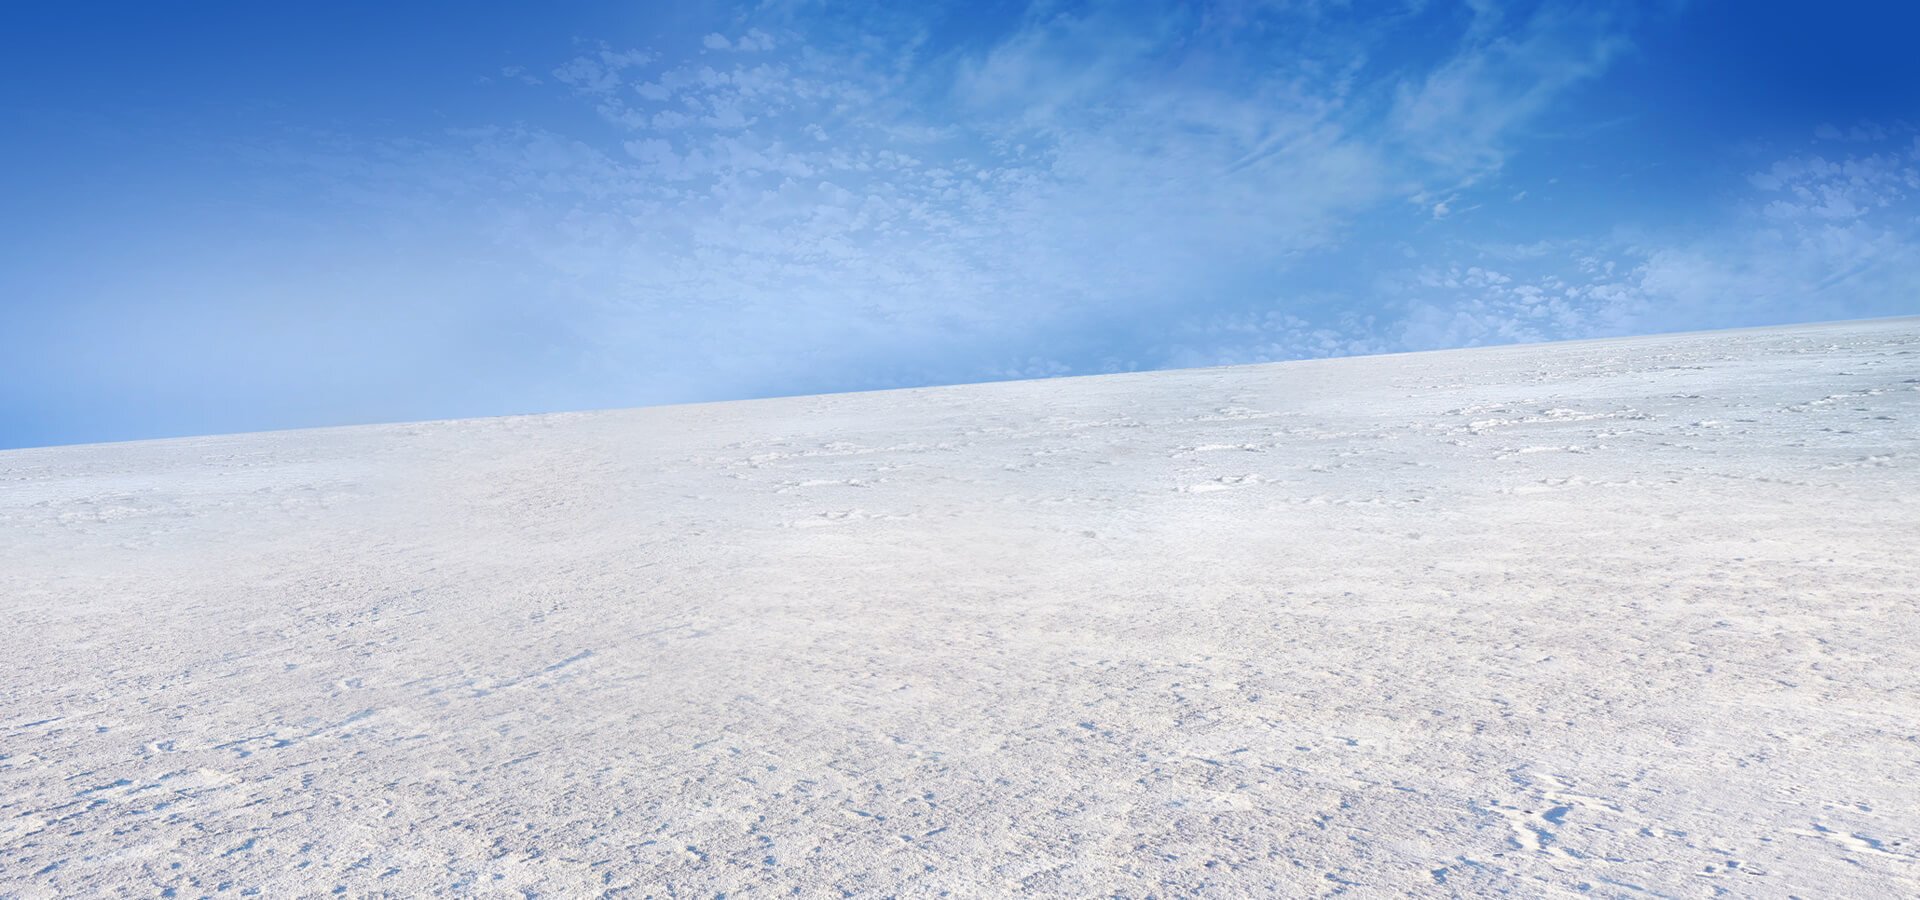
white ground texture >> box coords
[3,319,1919,899]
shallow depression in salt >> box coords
[2,318,1917,897]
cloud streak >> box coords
[369,1,1662,398]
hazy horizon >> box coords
[2,313,1912,452]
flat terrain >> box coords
[2,319,1917,898]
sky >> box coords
[3,0,1917,449]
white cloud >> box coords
[1390,4,1628,181]
[271,3,1665,398]
[550,45,654,95]
[703,29,775,52]
[499,65,542,86]
[1360,136,1920,351]
[1152,127,1920,364]
[736,29,775,52]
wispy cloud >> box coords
[703,29,776,52]
[344,1,1648,398]
[14,0,1912,447]
[1390,3,1629,181]
[1377,133,1920,352]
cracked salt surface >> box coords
[2,318,1918,897]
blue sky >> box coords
[3,0,1917,449]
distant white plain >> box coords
[2,319,1916,897]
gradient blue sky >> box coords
[3,0,1917,448]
